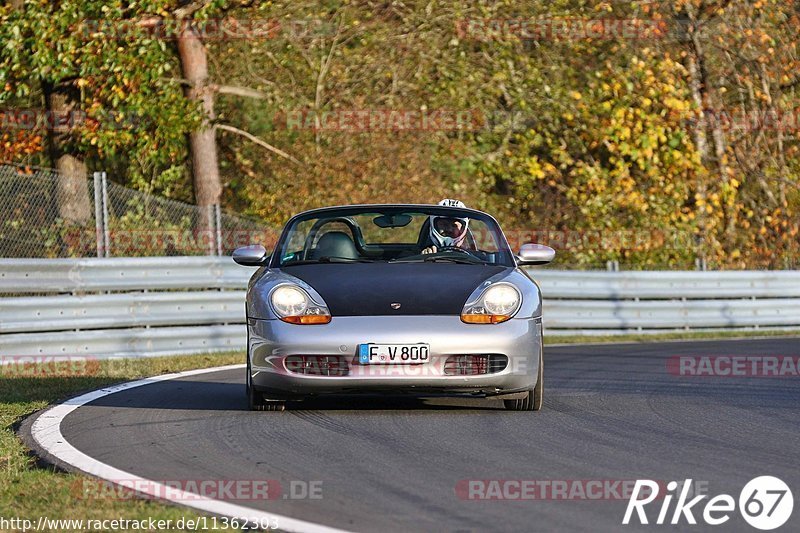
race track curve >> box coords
[22,337,800,532]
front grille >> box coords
[284,355,350,376]
[444,354,508,375]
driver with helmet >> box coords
[421,199,471,255]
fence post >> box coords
[101,171,110,257]
[215,204,223,256]
[695,257,707,271]
[206,204,215,256]
[92,172,103,258]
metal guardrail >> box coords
[1,257,799,356]
[0,325,243,358]
[533,270,800,299]
[4,257,800,298]
[543,298,800,329]
[0,291,244,333]
[0,257,246,293]
[4,290,798,336]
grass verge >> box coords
[1,352,243,532]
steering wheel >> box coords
[436,245,470,254]
[436,246,480,259]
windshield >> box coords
[273,206,515,267]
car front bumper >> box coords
[247,315,542,399]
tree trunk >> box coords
[177,23,222,210]
[686,50,708,164]
[681,8,711,260]
[43,81,92,225]
[680,3,737,251]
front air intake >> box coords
[444,354,508,375]
[284,355,350,376]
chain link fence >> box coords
[4,163,794,269]
[1,163,276,258]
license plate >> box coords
[358,344,430,364]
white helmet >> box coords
[429,199,469,248]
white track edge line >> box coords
[30,364,354,533]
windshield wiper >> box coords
[422,256,484,264]
[283,256,380,266]
[392,256,485,265]
[322,256,381,263]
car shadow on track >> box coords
[289,395,507,411]
[77,372,800,413]
[79,379,508,411]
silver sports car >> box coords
[233,201,555,411]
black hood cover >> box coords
[282,263,507,316]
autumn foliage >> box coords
[1,0,798,268]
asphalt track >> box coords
[23,337,800,532]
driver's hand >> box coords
[421,246,437,255]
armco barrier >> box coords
[0,256,246,293]
[0,325,243,358]
[0,291,244,333]
[1,257,799,356]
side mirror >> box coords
[516,243,555,266]
[232,245,269,266]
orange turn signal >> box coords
[282,315,332,325]
[460,314,511,324]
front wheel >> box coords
[247,357,285,412]
[504,351,543,411]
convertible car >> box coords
[233,201,555,411]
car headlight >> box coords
[270,285,331,324]
[461,283,521,324]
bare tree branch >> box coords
[174,0,213,19]
[214,85,269,99]
[163,78,269,99]
[215,124,301,165]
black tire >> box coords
[247,356,286,412]
[504,350,543,411]
[261,401,286,412]
[246,357,262,410]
